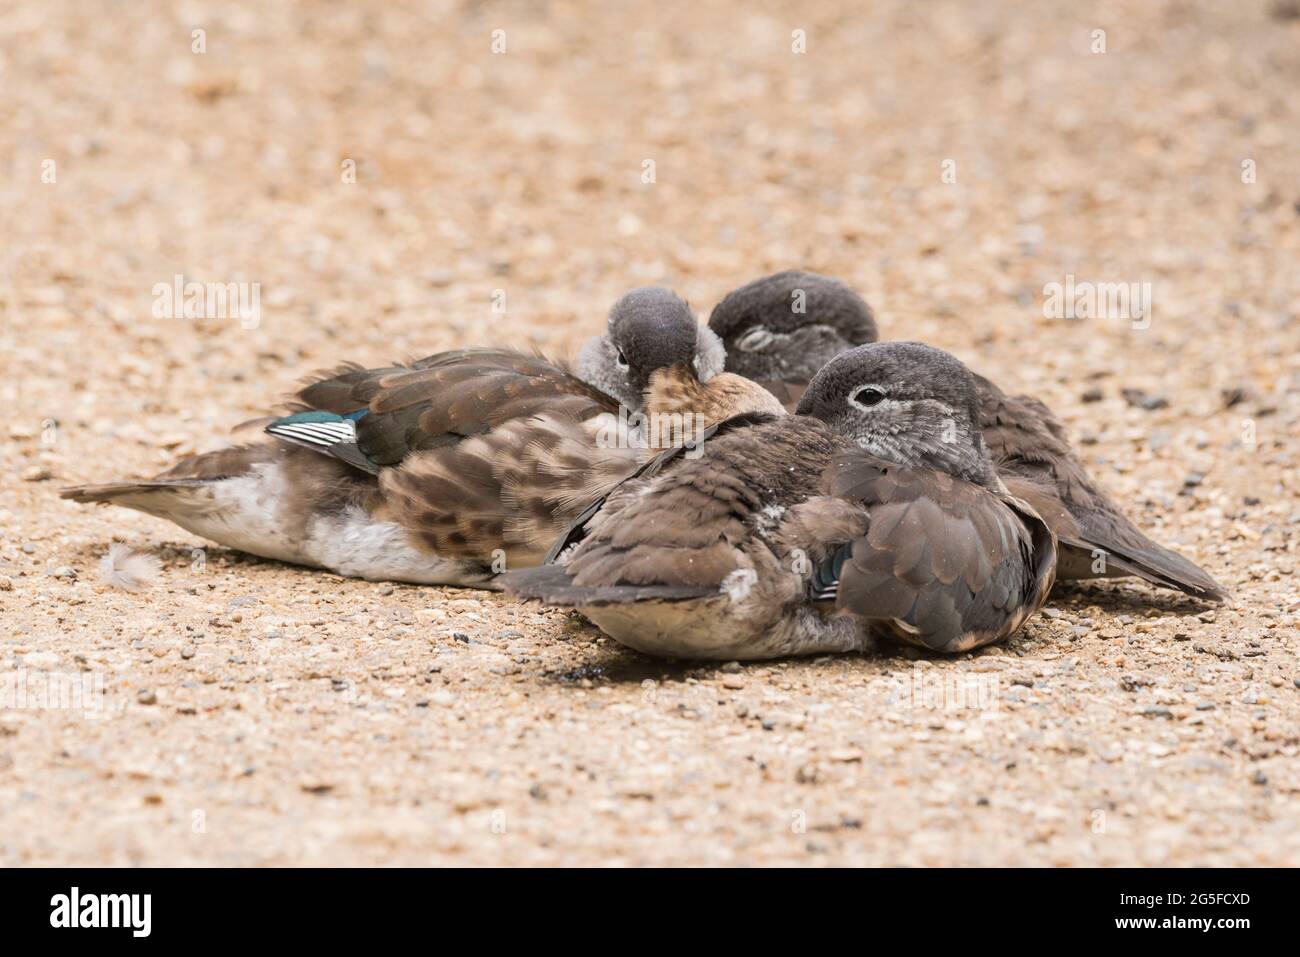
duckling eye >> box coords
[850,386,886,409]
[615,348,629,370]
[736,327,775,353]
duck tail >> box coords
[60,478,213,509]
[1058,535,1229,603]
[60,444,316,566]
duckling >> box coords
[705,270,1226,602]
[706,269,878,408]
[503,342,1057,659]
[61,288,781,586]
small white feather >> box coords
[720,567,758,603]
[98,543,161,592]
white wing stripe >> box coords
[267,427,333,447]
[268,421,355,447]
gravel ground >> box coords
[2,0,1298,866]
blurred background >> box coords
[5,1,1298,432]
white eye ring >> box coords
[615,347,629,370]
[736,327,776,353]
[849,385,887,410]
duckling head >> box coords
[707,271,878,384]
[576,286,726,408]
[796,341,997,488]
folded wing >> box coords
[974,373,1226,601]
[817,452,1057,653]
[281,349,638,563]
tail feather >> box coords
[61,479,210,509]
[1002,474,1228,603]
[61,441,278,516]
[1059,534,1228,602]
[61,462,309,566]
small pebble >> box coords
[1121,388,1169,411]
[1270,0,1300,22]
[795,764,820,784]
[1095,742,1124,762]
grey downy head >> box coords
[796,341,998,488]
[576,286,726,408]
[707,271,878,383]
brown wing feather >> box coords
[379,412,644,564]
[284,349,628,564]
[554,418,836,592]
[824,452,1056,653]
[974,373,1225,601]
[291,349,619,467]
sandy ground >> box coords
[2,0,1299,866]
